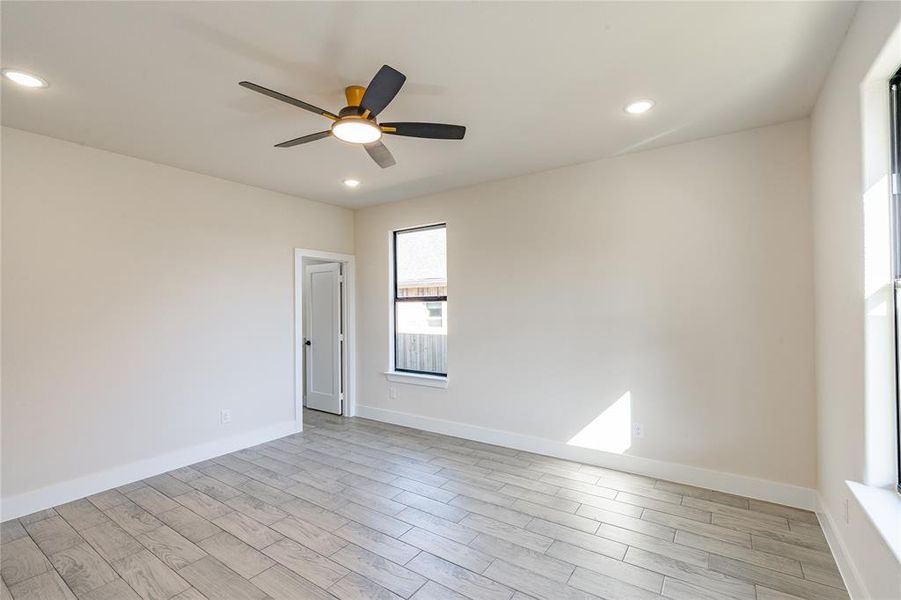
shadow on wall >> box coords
[567,391,632,454]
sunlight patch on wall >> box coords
[567,392,632,454]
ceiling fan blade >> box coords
[360,65,406,116]
[381,122,466,140]
[274,131,332,148]
[364,141,396,168]
[239,81,338,120]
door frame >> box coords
[294,248,356,431]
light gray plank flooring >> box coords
[0,409,849,599]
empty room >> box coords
[1,1,899,599]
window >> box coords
[425,302,444,327]
[891,67,901,492]
[393,224,447,376]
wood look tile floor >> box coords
[0,409,849,600]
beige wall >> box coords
[1,127,353,501]
[810,2,901,598]
[355,120,816,489]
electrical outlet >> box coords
[632,423,644,439]
[389,386,397,399]
[843,498,849,524]
[220,409,232,424]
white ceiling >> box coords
[1,1,856,208]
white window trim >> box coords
[845,20,901,569]
[846,481,901,563]
[384,371,449,389]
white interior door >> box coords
[304,262,342,414]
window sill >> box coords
[846,480,901,562]
[384,371,448,389]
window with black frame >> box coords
[394,224,447,376]
[891,67,901,492]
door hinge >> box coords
[338,333,345,342]
[339,392,345,401]
[338,276,344,283]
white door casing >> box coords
[304,262,342,414]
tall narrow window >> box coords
[394,224,447,376]
[890,67,901,492]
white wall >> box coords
[1,127,353,516]
[810,2,901,598]
[355,120,817,499]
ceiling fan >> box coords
[239,65,466,169]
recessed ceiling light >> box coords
[332,118,382,144]
[624,99,654,115]
[343,179,361,188]
[2,69,48,88]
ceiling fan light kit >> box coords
[332,119,382,144]
[239,65,466,169]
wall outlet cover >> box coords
[221,409,232,424]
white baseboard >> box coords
[356,405,818,511]
[816,494,867,600]
[0,420,299,522]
